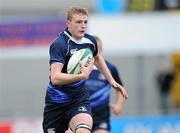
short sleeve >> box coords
[49,39,67,65]
[107,61,124,86]
[90,36,98,56]
[93,41,98,56]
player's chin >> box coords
[79,32,85,37]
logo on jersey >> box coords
[47,128,55,133]
[78,106,87,112]
[99,122,108,129]
[70,48,78,55]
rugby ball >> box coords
[67,48,93,74]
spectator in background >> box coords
[171,64,180,110]
[84,36,125,133]
[155,0,180,10]
[156,63,174,114]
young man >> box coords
[42,7,128,133]
[85,36,125,133]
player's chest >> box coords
[66,43,94,59]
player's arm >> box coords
[94,53,128,99]
[50,39,94,86]
[111,92,125,115]
[110,65,125,115]
[50,59,94,85]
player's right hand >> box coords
[79,58,94,80]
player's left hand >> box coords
[110,104,122,115]
[111,81,128,99]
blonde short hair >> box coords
[67,7,88,20]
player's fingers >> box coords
[86,58,94,72]
[121,90,128,99]
[123,89,128,99]
[117,84,128,99]
[79,61,84,68]
[79,61,84,72]
[88,58,94,67]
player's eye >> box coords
[76,20,82,24]
[84,20,88,24]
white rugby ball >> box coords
[67,48,93,74]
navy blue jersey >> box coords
[85,61,123,109]
[45,28,98,103]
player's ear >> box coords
[66,20,70,27]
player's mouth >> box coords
[79,30,85,34]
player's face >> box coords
[67,13,88,40]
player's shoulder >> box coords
[50,31,68,48]
[56,31,69,44]
[84,33,96,45]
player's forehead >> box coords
[71,13,88,21]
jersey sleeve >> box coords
[49,38,67,65]
[93,41,98,57]
[107,61,124,86]
[86,34,98,57]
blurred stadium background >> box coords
[0,0,180,132]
